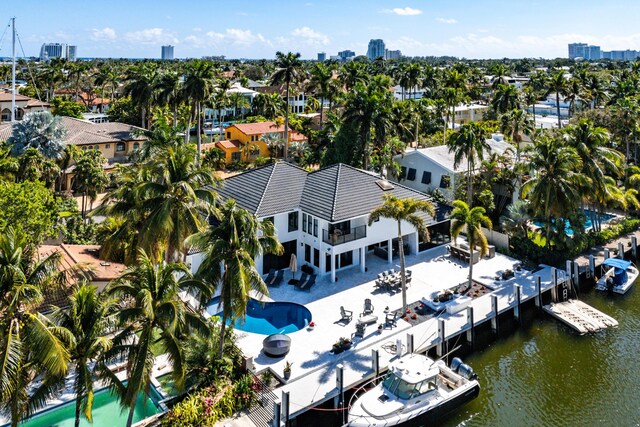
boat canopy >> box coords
[603,258,632,270]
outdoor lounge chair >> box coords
[296,274,316,291]
[361,298,374,316]
[269,269,284,287]
[264,268,276,283]
[340,306,353,322]
[385,312,397,328]
[295,272,309,285]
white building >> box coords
[367,39,385,60]
[395,136,515,201]
[39,43,76,61]
[194,162,451,283]
[161,45,174,60]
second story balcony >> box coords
[322,225,367,246]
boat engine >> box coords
[450,357,463,373]
[457,363,477,380]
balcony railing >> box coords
[322,225,367,246]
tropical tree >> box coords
[51,284,115,427]
[186,199,282,357]
[500,199,531,238]
[307,62,334,128]
[183,60,216,157]
[450,200,492,289]
[252,92,284,119]
[154,71,182,128]
[368,195,434,313]
[101,251,211,427]
[545,70,568,128]
[73,149,108,219]
[446,122,490,205]
[123,64,158,128]
[339,61,367,92]
[491,84,520,115]
[500,108,534,161]
[271,52,305,160]
[0,228,75,427]
[7,111,67,160]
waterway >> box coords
[445,275,640,426]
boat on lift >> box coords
[595,258,639,294]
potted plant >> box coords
[332,337,352,354]
[307,321,316,331]
[283,361,292,380]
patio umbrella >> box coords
[289,253,297,279]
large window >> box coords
[313,248,320,267]
[307,215,313,235]
[288,211,298,232]
[421,171,432,184]
[407,168,416,181]
[302,213,308,233]
[439,175,451,189]
[313,219,318,237]
[231,152,241,162]
[305,244,311,263]
[116,142,125,152]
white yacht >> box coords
[595,258,639,294]
[347,353,479,426]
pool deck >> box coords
[225,244,567,421]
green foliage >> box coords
[107,96,141,126]
[50,97,85,118]
[0,180,58,245]
[227,160,249,171]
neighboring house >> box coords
[37,244,126,312]
[452,104,488,125]
[0,90,50,122]
[0,116,147,189]
[256,84,309,114]
[195,162,451,282]
[215,121,307,164]
[395,135,515,201]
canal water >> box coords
[445,277,640,426]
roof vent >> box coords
[376,179,395,191]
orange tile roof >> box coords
[232,122,283,135]
[215,140,241,149]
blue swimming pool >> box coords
[533,209,615,236]
[206,298,312,335]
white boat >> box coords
[347,353,479,426]
[595,258,639,294]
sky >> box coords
[3,0,640,60]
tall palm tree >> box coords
[490,64,511,89]
[101,250,211,427]
[307,62,334,128]
[0,228,75,427]
[564,79,585,118]
[446,122,490,205]
[137,144,218,262]
[339,61,367,92]
[491,84,520,115]
[500,108,534,161]
[154,71,182,128]
[500,199,531,238]
[252,92,284,119]
[183,60,216,158]
[521,137,586,247]
[51,283,115,427]
[545,70,568,128]
[186,199,283,357]
[123,64,158,128]
[368,195,434,313]
[450,200,492,289]
[271,52,304,160]
[7,111,67,161]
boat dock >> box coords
[543,299,618,334]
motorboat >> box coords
[595,258,639,294]
[347,353,479,426]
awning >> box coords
[603,258,632,270]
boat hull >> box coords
[595,266,639,295]
[347,383,480,427]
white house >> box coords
[195,162,451,283]
[395,135,515,201]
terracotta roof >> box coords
[231,122,308,142]
[0,92,34,102]
[215,140,241,149]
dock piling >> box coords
[618,242,625,259]
[514,284,522,325]
[535,276,542,309]
[273,400,281,427]
[588,255,595,279]
[604,248,610,260]
[437,318,446,357]
[406,333,414,355]
[550,267,558,302]
[282,391,290,427]
[573,262,580,292]
[632,236,637,258]
[335,364,344,422]
[491,295,499,336]
[466,306,474,350]
[371,349,379,379]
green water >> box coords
[445,280,640,426]
[18,388,161,427]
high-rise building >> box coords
[585,45,601,60]
[337,50,356,61]
[66,45,77,61]
[161,45,174,60]
[367,39,385,60]
[317,52,326,61]
[568,42,588,59]
[40,43,66,61]
[384,49,402,60]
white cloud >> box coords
[437,18,457,24]
[291,27,329,46]
[90,27,117,41]
[124,28,178,45]
[391,7,423,16]
[185,28,270,48]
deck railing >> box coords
[322,225,367,246]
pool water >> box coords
[206,298,312,335]
[17,387,162,427]
[533,209,615,236]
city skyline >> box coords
[4,0,640,60]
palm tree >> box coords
[252,92,284,119]
[564,79,585,118]
[137,144,218,262]
[0,228,75,427]
[183,60,216,158]
[102,250,211,427]
[521,137,586,247]
[339,61,367,92]
[271,52,304,160]
[500,108,534,161]
[154,71,182,128]
[368,195,434,313]
[73,149,108,219]
[186,199,282,357]
[51,283,115,427]
[490,64,511,89]
[545,70,568,128]
[491,84,520,115]
[500,199,531,238]
[307,62,334,128]
[123,64,158,128]
[7,111,67,161]
[450,200,492,289]
[446,122,490,205]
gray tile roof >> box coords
[217,162,308,217]
[220,162,450,226]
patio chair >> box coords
[294,272,309,286]
[377,273,385,280]
[340,306,353,322]
[361,298,374,316]
[264,268,276,283]
[352,322,366,339]
[385,312,398,328]
[270,270,284,287]
[296,274,316,292]
[383,270,390,276]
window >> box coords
[407,168,416,181]
[313,219,318,237]
[439,175,451,189]
[288,211,298,232]
[133,142,140,150]
[226,131,231,139]
[302,213,308,233]
[105,144,110,149]
[116,142,125,152]
[400,166,407,180]
[421,171,432,184]
[313,248,319,267]
[231,152,241,162]
[305,244,311,263]
[94,145,100,150]
[307,215,313,235]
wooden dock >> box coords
[543,299,618,334]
